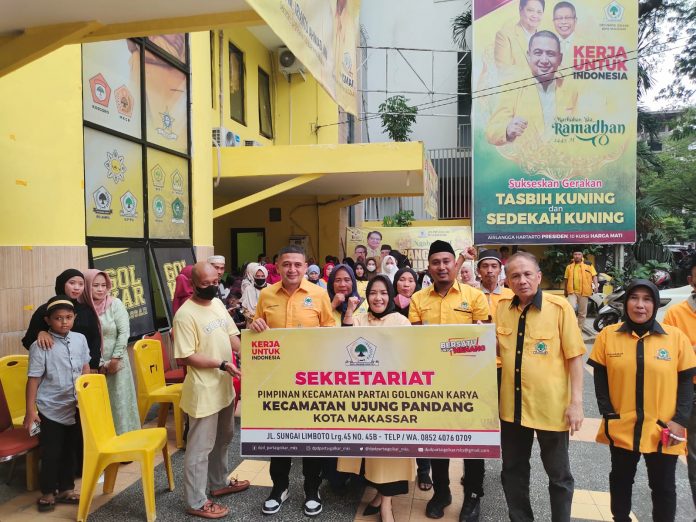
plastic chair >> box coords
[76,374,174,522]
[0,379,39,491]
[142,331,185,384]
[132,340,185,449]
[0,355,29,428]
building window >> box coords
[229,42,245,125]
[258,67,273,138]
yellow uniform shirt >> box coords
[496,290,586,431]
[408,281,490,325]
[173,298,239,418]
[564,262,597,297]
[332,298,368,326]
[588,322,696,455]
[482,286,515,368]
[254,278,335,328]
[663,298,696,346]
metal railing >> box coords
[363,145,472,221]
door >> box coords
[231,228,265,271]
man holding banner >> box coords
[496,252,585,521]
[409,240,490,521]
[250,245,335,517]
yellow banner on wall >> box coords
[246,0,360,114]
[346,226,473,272]
[241,324,499,458]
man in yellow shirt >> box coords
[663,258,696,509]
[173,262,248,519]
[409,240,490,521]
[563,251,598,331]
[477,250,514,323]
[250,245,335,517]
[496,252,585,521]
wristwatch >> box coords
[219,361,228,371]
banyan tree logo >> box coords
[345,337,378,366]
[553,117,626,147]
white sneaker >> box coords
[304,492,322,517]
[262,488,289,515]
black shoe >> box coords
[262,487,289,515]
[304,492,323,517]
[363,502,381,516]
[425,492,452,519]
[459,493,481,522]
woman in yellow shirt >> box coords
[588,279,696,522]
[339,275,414,522]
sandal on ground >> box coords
[55,491,80,504]
[417,472,433,491]
[186,500,230,519]
[210,477,250,497]
[37,497,55,512]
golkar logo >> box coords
[303,297,313,307]
[440,337,485,356]
[655,348,671,361]
[553,117,626,146]
[605,1,624,22]
[533,342,548,355]
[345,337,378,366]
[251,339,280,360]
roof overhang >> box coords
[0,0,263,78]
[212,142,426,218]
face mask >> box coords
[195,285,218,301]
[385,264,397,274]
[254,277,267,287]
[367,265,376,272]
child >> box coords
[24,295,91,512]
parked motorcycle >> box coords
[650,269,671,290]
[593,287,624,332]
[587,273,612,317]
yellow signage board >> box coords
[246,0,361,114]
[241,324,499,458]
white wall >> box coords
[360,0,469,149]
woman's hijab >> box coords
[354,261,368,282]
[54,268,84,299]
[392,267,419,313]
[322,263,335,284]
[381,255,398,282]
[242,262,260,293]
[79,268,114,317]
[242,265,269,314]
[366,274,396,319]
[173,265,194,315]
[327,264,361,319]
[623,278,660,336]
[253,265,269,288]
[266,263,281,284]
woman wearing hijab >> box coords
[459,261,481,289]
[22,269,102,370]
[241,264,268,319]
[307,264,322,285]
[380,255,398,282]
[339,275,415,522]
[588,279,696,522]
[353,261,368,298]
[327,264,366,325]
[172,264,194,316]
[321,263,335,286]
[265,263,281,285]
[241,262,259,295]
[81,269,140,435]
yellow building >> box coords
[0,4,427,352]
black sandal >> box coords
[417,472,433,491]
[37,497,55,512]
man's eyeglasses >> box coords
[553,16,576,21]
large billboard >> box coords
[246,0,360,115]
[472,0,637,244]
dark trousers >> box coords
[431,458,484,497]
[500,421,574,522]
[416,458,431,476]
[38,413,80,495]
[270,457,323,496]
[609,446,677,522]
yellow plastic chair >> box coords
[0,355,29,428]
[76,374,174,522]
[132,339,185,449]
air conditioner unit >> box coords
[244,140,263,147]
[277,47,305,78]
[212,127,240,147]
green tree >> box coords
[355,344,368,358]
[378,95,418,142]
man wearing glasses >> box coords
[553,2,577,66]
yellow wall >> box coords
[209,26,338,149]
[0,45,85,246]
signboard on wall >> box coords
[472,0,637,244]
[151,245,197,320]
[147,149,190,239]
[346,227,473,272]
[92,247,155,337]
[246,0,361,114]
[84,128,144,238]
